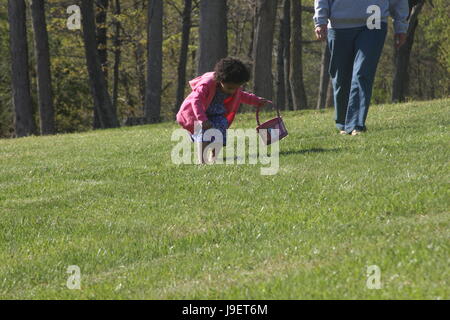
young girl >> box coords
[176,57,270,164]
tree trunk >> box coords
[8,0,36,137]
[247,5,256,60]
[174,0,192,115]
[112,0,122,117]
[134,43,146,108]
[316,41,330,109]
[392,1,424,102]
[80,0,119,128]
[144,0,163,124]
[122,71,137,113]
[93,0,109,128]
[253,0,278,102]
[275,2,285,109]
[326,79,334,108]
[96,0,109,79]
[133,0,146,108]
[190,47,197,80]
[198,0,228,75]
[289,0,308,110]
[282,0,293,111]
[30,0,55,135]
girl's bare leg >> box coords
[197,141,209,164]
[197,142,222,164]
[206,143,216,164]
[211,145,223,163]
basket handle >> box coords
[256,101,281,126]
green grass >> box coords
[0,99,449,299]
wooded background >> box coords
[1,0,448,138]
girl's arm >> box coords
[190,84,209,122]
[313,0,330,28]
[240,91,269,107]
[389,0,409,34]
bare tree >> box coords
[80,0,119,128]
[289,0,308,110]
[247,2,256,60]
[135,43,146,108]
[133,1,146,108]
[252,0,278,102]
[174,0,193,114]
[326,79,334,108]
[276,1,286,109]
[30,0,55,135]
[8,0,36,137]
[112,0,122,116]
[316,42,331,109]
[392,0,426,102]
[93,0,110,128]
[96,0,109,78]
[198,0,228,75]
[283,0,293,111]
[276,0,291,110]
[144,0,163,123]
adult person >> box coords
[314,0,409,135]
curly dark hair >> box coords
[213,57,251,84]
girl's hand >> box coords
[201,120,213,130]
[315,25,328,41]
[394,33,407,49]
[258,99,271,107]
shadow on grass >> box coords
[223,156,245,162]
[221,148,342,162]
[279,147,342,155]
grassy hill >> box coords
[0,99,448,299]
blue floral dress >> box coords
[191,89,230,146]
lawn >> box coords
[0,99,448,299]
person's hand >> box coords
[394,33,407,49]
[257,98,272,107]
[201,120,213,130]
[315,24,328,41]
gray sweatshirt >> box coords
[313,0,410,33]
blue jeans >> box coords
[328,23,387,133]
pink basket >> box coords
[256,103,288,145]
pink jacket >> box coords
[176,72,264,134]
